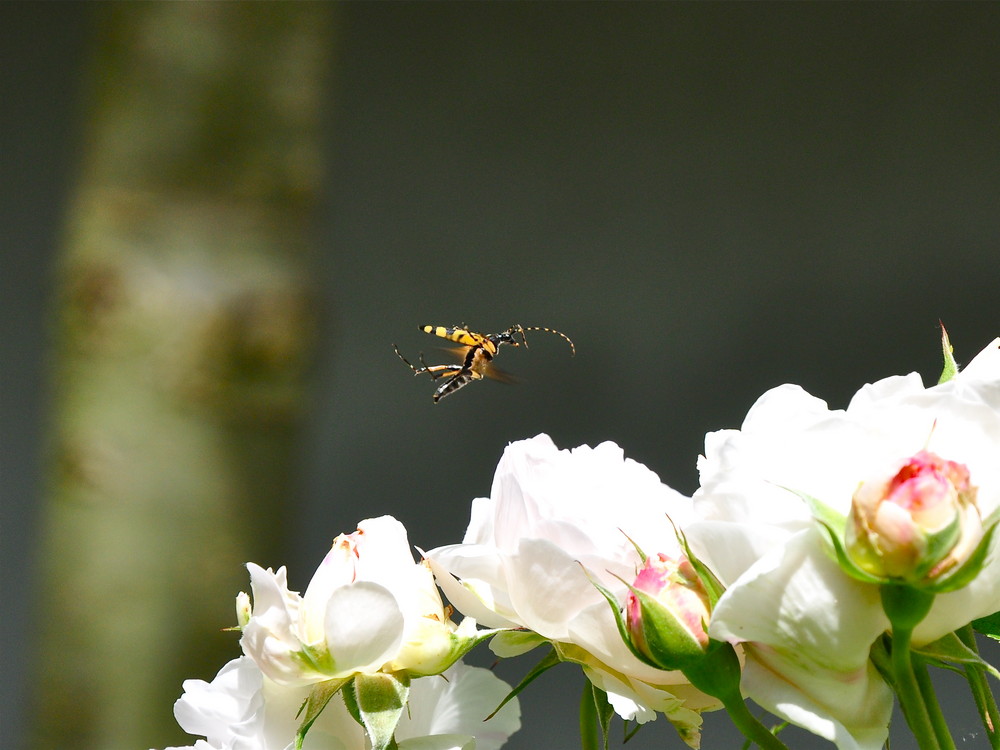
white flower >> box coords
[687,338,1000,750]
[240,516,479,687]
[425,434,716,747]
[161,657,520,750]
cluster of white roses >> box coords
[163,335,999,750]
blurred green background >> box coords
[3,3,998,750]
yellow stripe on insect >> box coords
[420,325,491,350]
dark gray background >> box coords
[4,3,998,749]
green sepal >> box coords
[354,672,411,750]
[618,529,648,565]
[579,681,613,750]
[669,515,726,606]
[628,585,707,671]
[490,628,548,658]
[937,323,960,384]
[924,521,999,593]
[910,516,964,582]
[784,487,884,585]
[972,611,1000,640]
[581,565,660,669]
[913,632,1000,682]
[341,679,361,724]
[587,560,708,671]
[485,645,561,721]
[789,484,998,591]
[294,676,352,750]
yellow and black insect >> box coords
[393,324,575,402]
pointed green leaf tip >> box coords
[913,632,1000,681]
[973,611,1000,639]
[354,672,411,750]
[938,322,959,384]
[295,676,351,750]
[485,645,560,721]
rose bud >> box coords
[846,450,982,584]
[626,553,712,670]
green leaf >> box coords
[354,672,411,750]
[294,676,351,750]
[973,611,1000,639]
[489,628,548,658]
[579,682,600,750]
[624,720,644,742]
[914,632,1000,682]
[576,682,613,750]
[592,685,613,750]
[956,624,1000,748]
[937,323,959,384]
[485,645,561,721]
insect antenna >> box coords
[522,326,576,356]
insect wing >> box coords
[436,346,520,384]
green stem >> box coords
[913,659,956,750]
[684,644,789,750]
[881,585,940,750]
[720,695,789,750]
[957,625,1000,749]
[891,625,940,750]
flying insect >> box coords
[393,324,574,402]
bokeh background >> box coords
[4,3,998,750]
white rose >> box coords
[426,434,716,748]
[240,516,479,687]
[687,338,1000,750]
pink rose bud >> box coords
[846,450,982,583]
[626,553,711,669]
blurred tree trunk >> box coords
[29,5,333,749]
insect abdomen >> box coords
[420,324,497,352]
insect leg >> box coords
[433,370,477,402]
[424,364,465,380]
[393,344,425,374]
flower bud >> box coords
[626,553,711,670]
[235,591,252,628]
[846,450,982,583]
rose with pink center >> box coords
[847,450,981,582]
